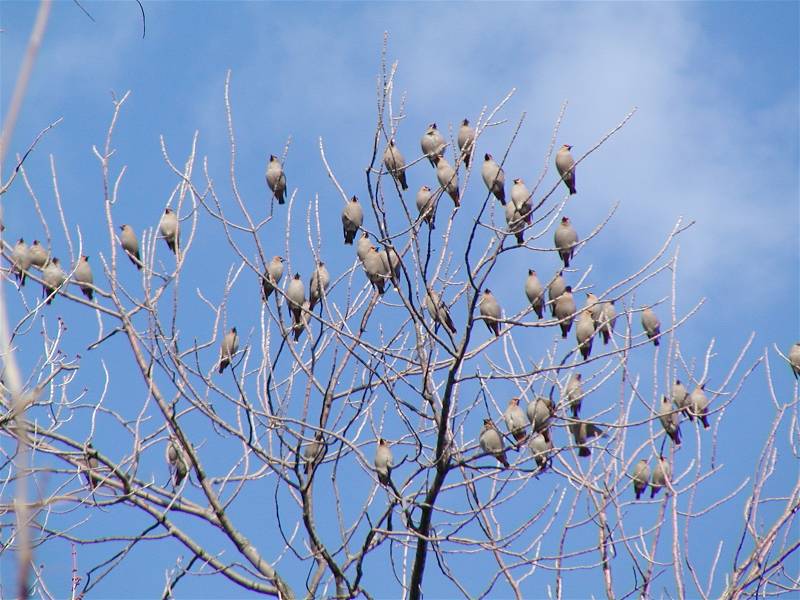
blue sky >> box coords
[2,2,798,598]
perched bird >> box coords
[555,144,577,195]
[424,290,456,335]
[554,216,578,268]
[293,299,312,341]
[42,258,66,304]
[380,247,401,281]
[82,442,101,490]
[553,285,577,338]
[479,419,509,468]
[659,395,681,445]
[458,119,476,168]
[287,273,306,328]
[73,255,94,301]
[341,195,363,245]
[569,420,603,457]
[11,238,30,285]
[363,246,389,294]
[528,432,552,471]
[173,455,189,487]
[671,380,691,420]
[266,154,287,204]
[159,208,179,254]
[28,239,49,268]
[597,301,617,345]
[525,269,545,319]
[416,185,435,228]
[218,327,239,374]
[689,384,710,429]
[434,155,460,207]
[641,307,661,346]
[478,289,502,337]
[119,225,141,269]
[584,293,603,326]
[548,271,567,317]
[166,439,188,486]
[261,256,285,301]
[565,372,584,418]
[356,232,372,262]
[374,438,394,485]
[510,178,533,220]
[420,123,446,166]
[303,439,323,475]
[308,261,330,311]
[790,343,800,379]
[505,199,527,244]
[632,459,650,500]
[481,154,506,205]
[651,457,671,498]
[576,310,596,360]
[383,140,408,190]
[504,398,528,446]
[526,396,553,442]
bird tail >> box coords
[578,447,591,458]
[700,416,709,429]
[653,338,660,347]
[399,173,408,191]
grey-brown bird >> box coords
[570,420,603,457]
[526,396,553,443]
[421,123,446,166]
[481,154,506,205]
[383,140,408,190]
[218,327,239,374]
[504,398,528,446]
[790,343,800,379]
[119,224,141,269]
[548,271,567,317]
[342,195,363,245]
[505,199,527,244]
[553,285,577,338]
[479,289,502,337]
[374,438,394,485]
[42,258,66,304]
[651,457,671,498]
[584,293,602,326]
[479,419,509,468]
[379,247,400,282]
[74,255,94,300]
[554,216,578,268]
[565,372,584,418]
[434,155,460,207]
[641,307,661,346]
[525,269,545,319]
[597,301,617,345]
[510,178,532,218]
[82,442,102,490]
[159,208,179,254]
[287,273,306,328]
[416,185,435,228]
[458,119,476,168]
[166,438,188,486]
[356,232,372,262]
[28,239,49,268]
[555,144,577,195]
[12,238,30,286]
[671,379,691,420]
[363,246,389,294]
[576,310,595,360]
[632,459,650,500]
[261,256,285,301]
[292,300,311,341]
[308,261,330,311]
[528,432,552,471]
[266,154,287,204]
[303,439,323,475]
[689,384,710,429]
[424,290,456,335]
[659,395,681,445]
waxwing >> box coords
[420,123,446,166]
[159,208,179,254]
[554,216,578,268]
[458,119,476,168]
[434,155,460,207]
[374,438,394,485]
[266,154,287,204]
[262,256,285,301]
[641,307,661,346]
[481,153,506,205]
[424,290,457,335]
[119,225,141,269]
[479,289,502,337]
[479,419,509,468]
[525,269,544,319]
[218,327,239,374]
[555,144,576,194]
[74,255,94,301]
[632,459,650,500]
[553,285,577,338]
[659,395,681,445]
[308,261,330,310]
[503,398,528,446]
[383,140,408,190]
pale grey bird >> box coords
[363,246,389,294]
[632,459,650,500]
[28,239,49,268]
[308,261,330,311]
[303,439,323,475]
[293,299,312,342]
[287,273,306,328]
[597,301,617,345]
[434,155,460,207]
[689,384,710,429]
[458,118,476,168]
[12,238,30,286]
[525,269,545,319]
[42,258,66,304]
[218,327,239,374]
[570,420,603,457]
[416,185,435,228]
[505,199,527,245]
[790,343,800,379]
[424,290,456,334]
[510,178,532,217]
[421,123,446,166]
[379,247,400,281]
[479,419,509,468]
[383,140,408,190]
[565,372,584,418]
[651,457,671,498]
[659,394,682,445]
[554,216,578,268]
[159,208,179,254]
[261,256,285,301]
[526,396,553,442]
[555,143,577,194]
[584,293,602,326]
[528,432,552,471]
[481,153,506,205]
[266,154,287,204]
[374,438,394,485]
[356,232,372,262]
[671,380,691,420]
[119,224,141,269]
[576,310,595,360]
[641,307,661,346]
[73,255,94,301]
[553,285,577,338]
[504,398,528,446]
[548,271,567,317]
[479,289,502,337]
[341,195,363,245]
